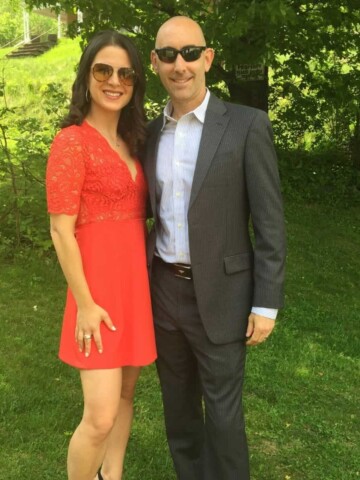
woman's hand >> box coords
[75,304,116,357]
[49,214,116,359]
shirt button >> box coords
[175,161,180,166]
[175,192,181,197]
[177,223,182,228]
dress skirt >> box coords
[58,218,157,369]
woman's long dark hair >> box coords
[61,30,147,156]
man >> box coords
[144,16,286,480]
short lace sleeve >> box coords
[46,127,85,216]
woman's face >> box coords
[88,45,135,116]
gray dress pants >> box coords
[151,257,250,480]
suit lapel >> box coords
[189,95,228,210]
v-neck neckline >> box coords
[83,120,138,183]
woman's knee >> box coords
[81,411,117,443]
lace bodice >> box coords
[46,121,147,228]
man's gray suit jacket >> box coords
[144,93,286,344]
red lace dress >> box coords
[46,121,156,369]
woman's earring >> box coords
[86,88,90,102]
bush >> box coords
[0,82,68,255]
[278,148,360,206]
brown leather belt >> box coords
[154,255,192,280]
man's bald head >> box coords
[151,16,214,118]
[155,16,206,48]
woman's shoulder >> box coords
[49,124,90,160]
[52,123,87,145]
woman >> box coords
[46,30,156,480]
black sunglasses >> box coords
[155,46,207,63]
[92,63,137,86]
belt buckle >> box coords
[174,263,192,280]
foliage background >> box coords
[23,0,360,157]
[1,1,359,252]
[0,0,58,46]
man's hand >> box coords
[245,313,275,346]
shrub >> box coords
[278,148,360,206]
[0,81,68,255]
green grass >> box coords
[244,201,360,480]
[1,199,359,480]
[0,38,81,118]
[0,47,12,59]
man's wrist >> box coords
[251,307,278,320]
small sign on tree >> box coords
[235,65,266,82]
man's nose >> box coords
[173,52,187,71]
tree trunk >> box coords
[0,125,21,246]
[227,67,268,112]
[350,109,360,171]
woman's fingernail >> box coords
[85,352,89,357]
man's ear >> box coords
[151,50,158,73]
[204,48,215,73]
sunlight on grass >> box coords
[0,47,12,59]
[1,38,81,118]
[295,366,310,377]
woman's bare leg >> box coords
[68,368,122,480]
[99,366,141,480]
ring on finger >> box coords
[83,334,92,340]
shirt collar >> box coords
[162,89,210,130]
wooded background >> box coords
[0,0,359,253]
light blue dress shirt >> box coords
[155,90,277,320]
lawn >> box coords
[0,38,81,120]
[0,199,359,480]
